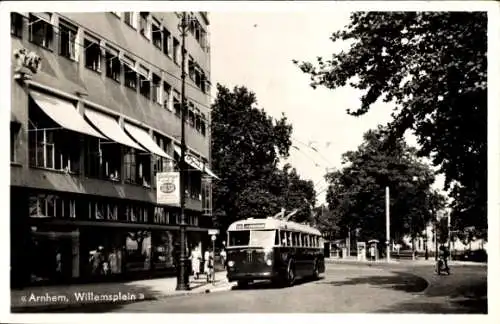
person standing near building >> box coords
[190,245,202,279]
[220,248,227,269]
[204,246,213,282]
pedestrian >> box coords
[204,247,214,282]
[190,245,202,279]
[220,248,227,269]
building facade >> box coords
[10,11,216,287]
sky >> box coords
[209,11,444,205]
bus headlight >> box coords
[228,260,235,267]
[266,259,272,266]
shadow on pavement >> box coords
[316,271,428,293]
[231,276,322,291]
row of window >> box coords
[28,194,200,226]
[112,11,209,53]
[279,231,321,248]
[11,12,209,137]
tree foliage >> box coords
[294,12,487,238]
[210,84,314,231]
[325,126,446,243]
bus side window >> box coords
[275,230,280,246]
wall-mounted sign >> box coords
[208,229,220,235]
[185,153,203,171]
[156,172,180,205]
[13,48,42,74]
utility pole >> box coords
[176,12,189,291]
[385,186,390,263]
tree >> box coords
[325,126,446,246]
[313,205,342,241]
[280,164,316,223]
[294,12,487,239]
[210,84,293,231]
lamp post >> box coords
[385,186,390,263]
[176,12,189,291]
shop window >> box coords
[29,194,75,218]
[152,231,174,269]
[29,14,53,49]
[154,207,169,224]
[138,66,151,99]
[124,12,138,29]
[152,20,162,49]
[59,19,78,61]
[152,74,162,104]
[105,47,120,82]
[173,37,180,64]
[11,12,23,38]
[163,82,173,111]
[123,58,137,90]
[139,12,150,39]
[84,36,101,72]
[125,230,151,271]
[162,27,171,57]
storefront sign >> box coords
[185,153,203,171]
[156,172,180,205]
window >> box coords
[163,82,173,111]
[85,134,121,181]
[188,57,195,80]
[152,20,162,49]
[29,14,53,49]
[162,28,171,57]
[11,12,23,38]
[123,57,137,90]
[11,122,20,162]
[59,20,77,60]
[138,66,151,99]
[124,149,137,184]
[173,37,180,64]
[152,74,162,104]
[139,12,150,39]
[195,113,201,132]
[173,93,181,117]
[29,194,76,219]
[84,36,101,72]
[200,73,207,93]
[124,148,151,186]
[188,107,195,127]
[107,203,118,220]
[292,232,300,246]
[105,47,120,82]
[124,12,137,28]
[200,113,206,136]
[154,207,169,224]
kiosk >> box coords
[357,242,366,261]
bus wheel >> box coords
[237,280,249,288]
[286,260,296,286]
[312,260,319,280]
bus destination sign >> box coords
[236,223,266,230]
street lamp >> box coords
[176,12,190,291]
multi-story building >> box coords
[10,11,216,287]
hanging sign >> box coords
[156,172,180,205]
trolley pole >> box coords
[385,186,391,263]
[176,12,189,291]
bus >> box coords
[226,217,325,287]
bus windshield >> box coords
[228,230,277,247]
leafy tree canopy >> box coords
[211,84,314,231]
[325,126,446,243]
[294,12,487,239]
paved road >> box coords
[92,262,486,313]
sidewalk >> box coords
[11,270,235,312]
[326,256,486,267]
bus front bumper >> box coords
[226,270,278,282]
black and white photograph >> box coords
[1,0,498,320]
